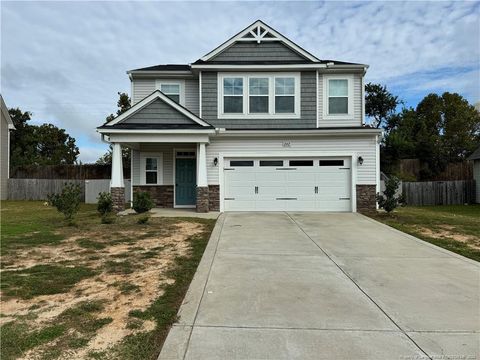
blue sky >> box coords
[1,1,479,163]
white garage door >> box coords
[224,158,352,211]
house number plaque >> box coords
[282,141,291,148]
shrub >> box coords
[376,176,404,213]
[97,192,113,216]
[132,192,154,214]
[137,214,150,224]
[47,183,82,224]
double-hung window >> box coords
[219,73,300,118]
[324,75,353,117]
[249,78,269,113]
[275,77,295,113]
[156,80,184,105]
[140,153,163,185]
[223,77,243,113]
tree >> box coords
[376,176,404,213]
[8,108,79,167]
[97,92,132,164]
[105,92,131,123]
[381,92,480,179]
[365,83,400,128]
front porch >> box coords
[109,139,217,213]
[118,207,220,219]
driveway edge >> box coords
[357,213,479,267]
[158,213,226,360]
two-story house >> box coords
[97,20,381,213]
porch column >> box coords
[110,142,125,211]
[196,142,209,212]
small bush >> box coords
[101,214,116,224]
[47,183,82,224]
[132,192,154,214]
[137,214,150,225]
[376,176,404,213]
[97,192,113,216]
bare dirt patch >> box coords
[1,221,203,358]
[416,226,480,250]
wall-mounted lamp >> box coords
[358,156,364,165]
[213,157,218,166]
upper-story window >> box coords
[219,73,300,119]
[223,77,243,113]
[324,75,354,118]
[156,80,185,105]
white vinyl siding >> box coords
[205,135,377,185]
[317,73,363,127]
[132,144,196,186]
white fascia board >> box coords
[106,133,211,144]
[191,64,326,71]
[200,20,320,63]
[216,129,382,137]
[105,90,211,127]
[127,70,193,77]
[1,96,15,129]
[97,128,215,134]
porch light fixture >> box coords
[358,156,364,165]
[213,157,218,166]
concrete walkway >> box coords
[159,212,480,360]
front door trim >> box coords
[173,147,197,208]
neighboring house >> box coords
[98,20,382,213]
[468,146,480,204]
[1,95,15,200]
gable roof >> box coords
[468,146,480,160]
[128,64,191,73]
[1,95,15,130]
[199,20,320,63]
[103,90,212,128]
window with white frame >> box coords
[223,77,243,113]
[249,77,269,113]
[155,80,184,105]
[219,73,300,118]
[160,84,180,103]
[275,77,295,113]
[140,153,163,185]
[324,75,354,117]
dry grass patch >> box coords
[1,201,215,359]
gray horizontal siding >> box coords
[201,71,316,129]
[132,79,155,104]
[123,98,195,125]
[211,41,306,62]
[185,79,199,116]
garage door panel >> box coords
[224,157,352,212]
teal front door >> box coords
[175,158,196,206]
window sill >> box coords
[218,113,301,120]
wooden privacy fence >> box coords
[7,179,85,201]
[402,180,476,206]
[7,179,131,203]
[11,165,130,180]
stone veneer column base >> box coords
[111,187,125,212]
[196,186,209,213]
[208,185,220,212]
[356,185,377,214]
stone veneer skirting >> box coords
[111,187,125,212]
[133,185,174,208]
[356,185,377,213]
[208,185,220,212]
[196,187,209,213]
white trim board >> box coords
[105,90,211,127]
[200,20,320,63]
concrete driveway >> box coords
[159,212,480,360]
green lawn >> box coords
[0,201,216,359]
[369,205,480,262]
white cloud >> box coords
[1,0,479,156]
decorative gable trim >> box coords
[200,20,320,63]
[106,90,211,127]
